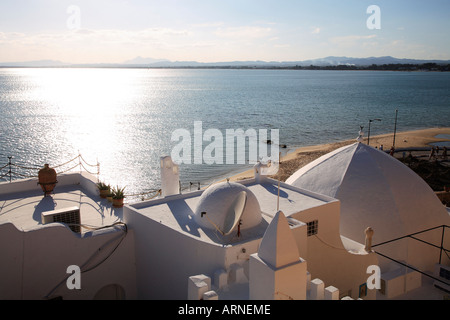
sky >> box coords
[0,0,449,64]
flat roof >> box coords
[129,177,336,245]
[245,179,335,216]
[130,190,270,245]
[1,173,336,241]
[0,176,122,233]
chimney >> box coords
[160,156,180,197]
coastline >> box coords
[227,127,450,183]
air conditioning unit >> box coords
[41,206,81,233]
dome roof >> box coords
[194,182,262,234]
[286,142,449,244]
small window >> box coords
[307,220,318,236]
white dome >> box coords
[286,142,449,245]
[194,182,262,234]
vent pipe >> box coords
[160,156,180,197]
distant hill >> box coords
[122,56,171,66]
[128,56,450,68]
[111,55,450,68]
[295,56,450,67]
[1,56,449,68]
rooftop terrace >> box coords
[0,172,122,233]
[127,177,337,245]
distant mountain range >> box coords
[1,56,450,68]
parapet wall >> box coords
[0,221,136,300]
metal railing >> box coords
[0,153,100,182]
[372,225,449,286]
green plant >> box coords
[96,182,110,191]
[97,182,111,198]
[112,185,126,200]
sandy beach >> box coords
[228,127,450,183]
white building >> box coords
[124,157,378,300]
[0,141,448,300]
[286,141,450,298]
[0,172,136,300]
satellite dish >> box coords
[222,191,247,235]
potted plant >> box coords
[97,182,110,198]
[112,185,126,208]
[107,189,114,203]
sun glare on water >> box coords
[17,68,153,191]
[32,68,139,114]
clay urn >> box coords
[38,164,57,196]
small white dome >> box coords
[194,182,262,234]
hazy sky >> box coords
[0,0,449,63]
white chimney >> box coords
[160,156,180,197]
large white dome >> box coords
[194,182,262,235]
[286,142,449,245]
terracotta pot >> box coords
[113,198,124,208]
[38,164,57,196]
[99,189,109,198]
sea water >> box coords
[0,68,449,198]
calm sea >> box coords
[1,68,449,200]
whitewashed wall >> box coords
[290,200,379,300]
[124,205,261,299]
[0,222,136,300]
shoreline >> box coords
[227,127,450,183]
